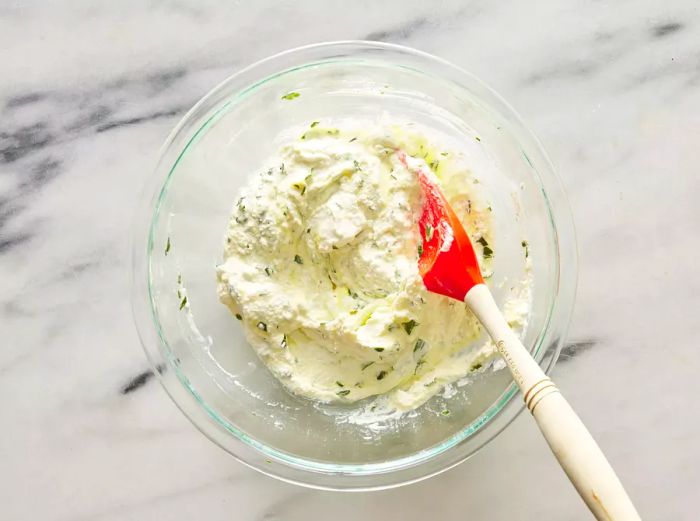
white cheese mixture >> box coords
[217,120,530,413]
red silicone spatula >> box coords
[416,167,640,521]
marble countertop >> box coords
[2,1,698,519]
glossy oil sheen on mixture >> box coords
[217,119,530,413]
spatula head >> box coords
[416,169,484,302]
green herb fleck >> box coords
[179,296,187,310]
[417,241,424,256]
[477,237,494,259]
[402,320,418,335]
[414,338,426,353]
[310,121,319,128]
[177,273,182,284]
[331,245,338,250]
[264,266,273,276]
[374,348,385,353]
[257,321,268,332]
[335,381,344,387]
[472,362,483,370]
[280,163,286,175]
[235,313,242,320]
[441,409,451,416]
[281,334,288,348]
[294,255,303,265]
[337,389,351,397]
[281,91,300,100]
[177,289,181,299]
[349,137,357,143]
[165,237,171,255]
[475,136,481,142]
[425,224,434,242]
[440,151,449,157]
[376,370,388,381]
[521,240,529,258]
[361,361,375,370]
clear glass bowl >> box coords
[131,41,577,490]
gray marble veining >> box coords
[1,1,698,519]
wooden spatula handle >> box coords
[465,283,641,521]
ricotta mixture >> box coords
[217,119,530,413]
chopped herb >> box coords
[476,237,494,259]
[487,206,493,212]
[472,362,483,370]
[414,338,426,353]
[331,245,338,250]
[177,289,181,299]
[291,181,307,195]
[281,91,300,100]
[165,237,171,255]
[264,266,273,276]
[280,163,286,175]
[475,136,481,142]
[440,151,449,157]
[335,381,344,387]
[425,224,434,242]
[441,409,451,416]
[374,348,385,352]
[336,389,351,396]
[281,334,288,348]
[235,313,243,320]
[179,296,187,310]
[226,237,231,244]
[417,241,424,256]
[177,273,182,284]
[402,320,418,335]
[310,121,319,128]
[361,361,375,370]
[376,370,388,381]
[349,137,357,142]
[257,321,268,332]
[327,274,337,290]
[414,358,426,374]
[429,160,439,170]
[521,240,529,258]
[353,160,361,171]
[235,215,248,225]
[300,133,307,140]
[294,255,303,265]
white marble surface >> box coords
[1,1,699,519]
